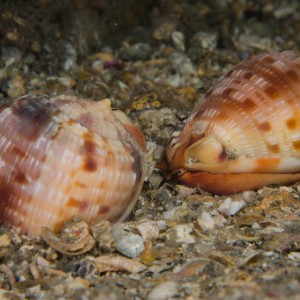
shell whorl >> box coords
[0,95,146,236]
[166,51,300,194]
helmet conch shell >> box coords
[0,95,147,236]
[166,51,300,194]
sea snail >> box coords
[166,51,300,194]
[0,95,147,236]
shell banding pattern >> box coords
[0,95,147,236]
[166,51,300,194]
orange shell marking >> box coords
[0,95,146,236]
[166,51,300,194]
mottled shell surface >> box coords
[167,51,300,194]
[0,95,146,236]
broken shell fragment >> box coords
[0,95,147,236]
[41,221,95,255]
[91,255,146,273]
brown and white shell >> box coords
[166,51,300,194]
[0,95,146,236]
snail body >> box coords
[0,95,146,236]
[166,51,300,194]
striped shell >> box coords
[166,51,300,194]
[0,95,146,236]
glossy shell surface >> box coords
[167,51,300,194]
[0,95,146,236]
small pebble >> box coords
[287,252,300,261]
[165,224,195,246]
[156,220,167,231]
[163,207,179,220]
[168,52,200,87]
[0,289,23,299]
[153,21,176,41]
[171,31,185,52]
[119,43,152,61]
[146,281,179,300]
[66,277,90,292]
[192,31,217,51]
[1,47,23,66]
[134,220,160,242]
[7,73,26,98]
[63,43,77,71]
[112,225,144,258]
[51,283,65,297]
[218,197,246,217]
[57,76,76,88]
[197,211,216,231]
[274,6,294,19]
[0,234,11,248]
